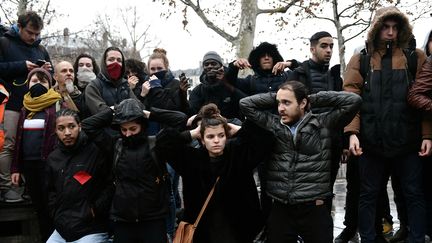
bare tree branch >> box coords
[0,5,14,24]
[178,0,236,42]
[258,0,298,14]
[41,0,50,21]
[337,2,358,17]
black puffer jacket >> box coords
[81,107,187,222]
[240,91,361,204]
[47,132,113,242]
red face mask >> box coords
[106,62,122,80]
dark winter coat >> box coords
[288,59,344,160]
[0,27,51,111]
[343,6,429,157]
[189,69,246,119]
[145,70,188,112]
[85,73,136,115]
[11,104,58,173]
[225,42,292,96]
[81,107,187,223]
[155,121,274,243]
[46,132,113,242]
[227,61,290,96]
[240,91,361,204]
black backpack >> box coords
[359,37,418,83]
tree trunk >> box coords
[17,0,29,17]
[236,0,258,58]
[332,0,346,74]
[235,0,258,77]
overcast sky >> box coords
[11,0,432,70]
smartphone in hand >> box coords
[36,59,46,67]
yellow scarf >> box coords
[23,88,62,119]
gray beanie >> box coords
[202,51,223,65]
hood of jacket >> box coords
[4,24,42,47]
[367,6,412,53]
[100,47,126,82]
[423,29,432,56]
[248,42,284,76]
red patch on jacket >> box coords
[73,171,92,185]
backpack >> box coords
[359,38,418,83]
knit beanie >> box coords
[27,68,52,88]
[202,51,223,65]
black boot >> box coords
[388,225,408,243]
[375,234,389,243]
[335,228,358,243]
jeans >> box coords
[47,230,109,243]
[0,110,20,190]
[358,152,425,243]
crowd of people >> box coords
[0,5,432,243]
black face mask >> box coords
[29,83,48,97]
[122,130,147,147]
[153,70,168,80]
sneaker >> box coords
[388,226,408,243]
[334,228,357,243]
[1,188,24,203]
[382,218,393,235]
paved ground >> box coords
[333,176,400,242]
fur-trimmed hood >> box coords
[367,6,412,52]
[248,42,284,75]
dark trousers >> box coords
[113,219,167,243]
[358,152,425,243]
[325,151,341,213]
[343,156,360,231]
[424,157,432,236]
[267,200,333,243]
[257,162,272,220]
[22,160,53,242]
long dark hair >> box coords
[73,53,100,85]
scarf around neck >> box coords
[23,88,62,119]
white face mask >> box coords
[76,67,96,88]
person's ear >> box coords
[300,98,307,110]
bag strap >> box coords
[193,177,220,228]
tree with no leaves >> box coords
[154,0,432,72]
[154,0,299,58]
